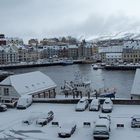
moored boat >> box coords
[62,58,74,65]
[92,64,98,70]
[60,71,116,98]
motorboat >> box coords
[60,71,92,97]
[62,58,73,65]
[92,64,98,70]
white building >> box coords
[106,53,122,64]
[131,69,140,99]
[99,46,123,53]
[99,46,123,64]
[0,71,57,103]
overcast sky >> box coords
[1,0,140,42]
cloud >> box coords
[1,0,140,42]
[47,13,140,39]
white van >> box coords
[17,95,33,109]
[89,99,100,111]
[93,118,110,139]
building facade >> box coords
[0,71,57,103]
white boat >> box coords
[92,64,98,70]
[61,72,92,97]
[62,58,74,65]
[61,71,117,98]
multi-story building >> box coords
[123,48,140,63]
[122,40,140,63]
[68,45,78,59]
[28,39,39,46]
[0,45,19,64]
[99,46,123,64]
[6,37,24,46]
[78,40,93,59]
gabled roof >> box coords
[131,69,140,96]
[0,71,57,96]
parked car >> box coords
[17,95,32,109]
[58,122,77,138]
[89,98,100,111]
[93,118,110,139]
[36,111,54,126]
[0,104,7,112]
[131,115,140,128]
[102,98,113,113]
[75,97,89,111]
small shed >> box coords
[131,69,140,99]
[0,71,57,103]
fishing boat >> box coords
[60,72,92,97]
[92,64,98,70]
[60,71,116,98]
[61,58,74,66]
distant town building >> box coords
[123,40,140,63]
[0,34,6,45]
[28,39,39,46]
[6,37,24,45]
[78,40,93,59]
[99,46,123,64]
[68,45,78,59]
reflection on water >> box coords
[10,64,135,98]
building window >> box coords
[4,88,9,96]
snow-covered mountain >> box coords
[89,29,140,42]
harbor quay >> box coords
[0,60,83,70]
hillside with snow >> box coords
[89,29,140,42]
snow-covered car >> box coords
[102,98,113,113]
[89,98,100,111]
[75,97,89,111]
[58,123,77,138]
[0,104,7,112]
[131,115,140,128]
[36,111,54,126]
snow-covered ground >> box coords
[0,103,140,140]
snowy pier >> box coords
[104,65,140,70]
[0,60,83,70]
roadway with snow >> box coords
[0,103,140,140]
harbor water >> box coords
[10,64,136,98]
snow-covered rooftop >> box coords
[99,46,123,53]
[0,71,57,96]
